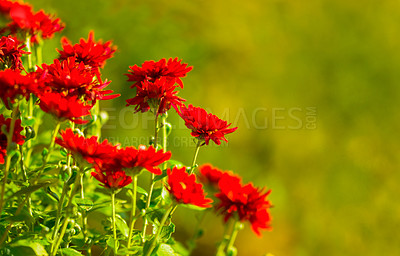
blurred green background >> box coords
[31,0,400,255]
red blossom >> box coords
[215,175,272,236]
[0,114,25,164]
[55,128,119,168]
[91,167,132,190]
[176,104,238,145]
[0,68,36,108]
[166,166,213,208]
[35,57,119,103]
[126,77,185,115]
[126,58,192,89]
[0,35,30,70]
[58,31,117,71]
[118,145,171,175]
[198,164,241,188]
[0,0,64,43]
[38,92,93,124]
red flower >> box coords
[0,35,30,70]
[0,114,25,164]
[35,57,119,103]
[126,77,185,115]
[216,175,272,236]
[176,104,238,145]
[0,1,64,43]
[91,167,132,190]
[198,164,241,188]
[118,145,171,175]
[58,31,117,70]
[0,68,36,108]
[166,166,213,208]
[126,58,192,89]
[38,92,93,124]
[55,128,119,168]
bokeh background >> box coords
[31,0,400,255]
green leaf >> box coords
[9,239,48,256]
[180,204,207,211]
[157,243,179,256]
[115,214,129,238]
[75,198,94,211]
[166,160,184,168]
[21,116,35,126]
[59,248,83,256]
[136,186,148,196]
[159,222,175,241]
[153,170,167,182]
[106,236,119,251]
[167,238,189,256]
[7,180,56,201]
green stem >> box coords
[51,172,81,256]
[0,104,19,216]
[141,114,159,242]
[216,220,233,255]
[127,175,138,250]
[25,34,33,72]
[19,146,33,230]
[189,140,202,174]
[224,221,242,255]
[144,204,176,256]
[79,173,89,247]
[187,211,208,253]
[111,190,118,255]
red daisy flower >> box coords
[126,58,192,89]
[0,68,36,108]
[166,166,213,208]
[216,175,272,236]
[35,57,119,103]
[58,31,117,70]
[55,128,119,168]
[0,1,64,43]
[198,164,241,188]
[126,77,185,115]
[118,145,171,175]
[91,167,132,190]
[0,114,25,164]
[38,92,93,124]
[176,104,238,145]
[0,35,30,70]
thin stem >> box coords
[141,114,159,242]
[127,175,138,250]
[25,34,33,72]
[80,173,89,246]
[216,220,233,255]
[225,221,242,255]
[0,104,19,215]
[51,172,81,256]
[19,146,33,230]
[189,140,202,174]
[111,190,118,255]
[187,211,208,253]
[144,204,176,256]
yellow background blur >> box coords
[31,0,400,255]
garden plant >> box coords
[0,1,273,255]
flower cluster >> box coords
[0,114,25,164]
[0,35,29,70]
[199,164,273,236]
[0,0,64,43]
[0,68,36,108]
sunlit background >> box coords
[30,0,400,255]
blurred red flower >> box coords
[0,68,36,108]
[198,164,241,188]
[0,35,30,70]
[118,145,171,175]
[216,174,272,236]
[55,128,119,168]
[126,58,192,89]
[0,114,25,164]
[38,92,93,124]
[126,77,185,115]
[91,167,132,190]
[0,0,64,43]
[166,166,213,208]
[176,104,238,145]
